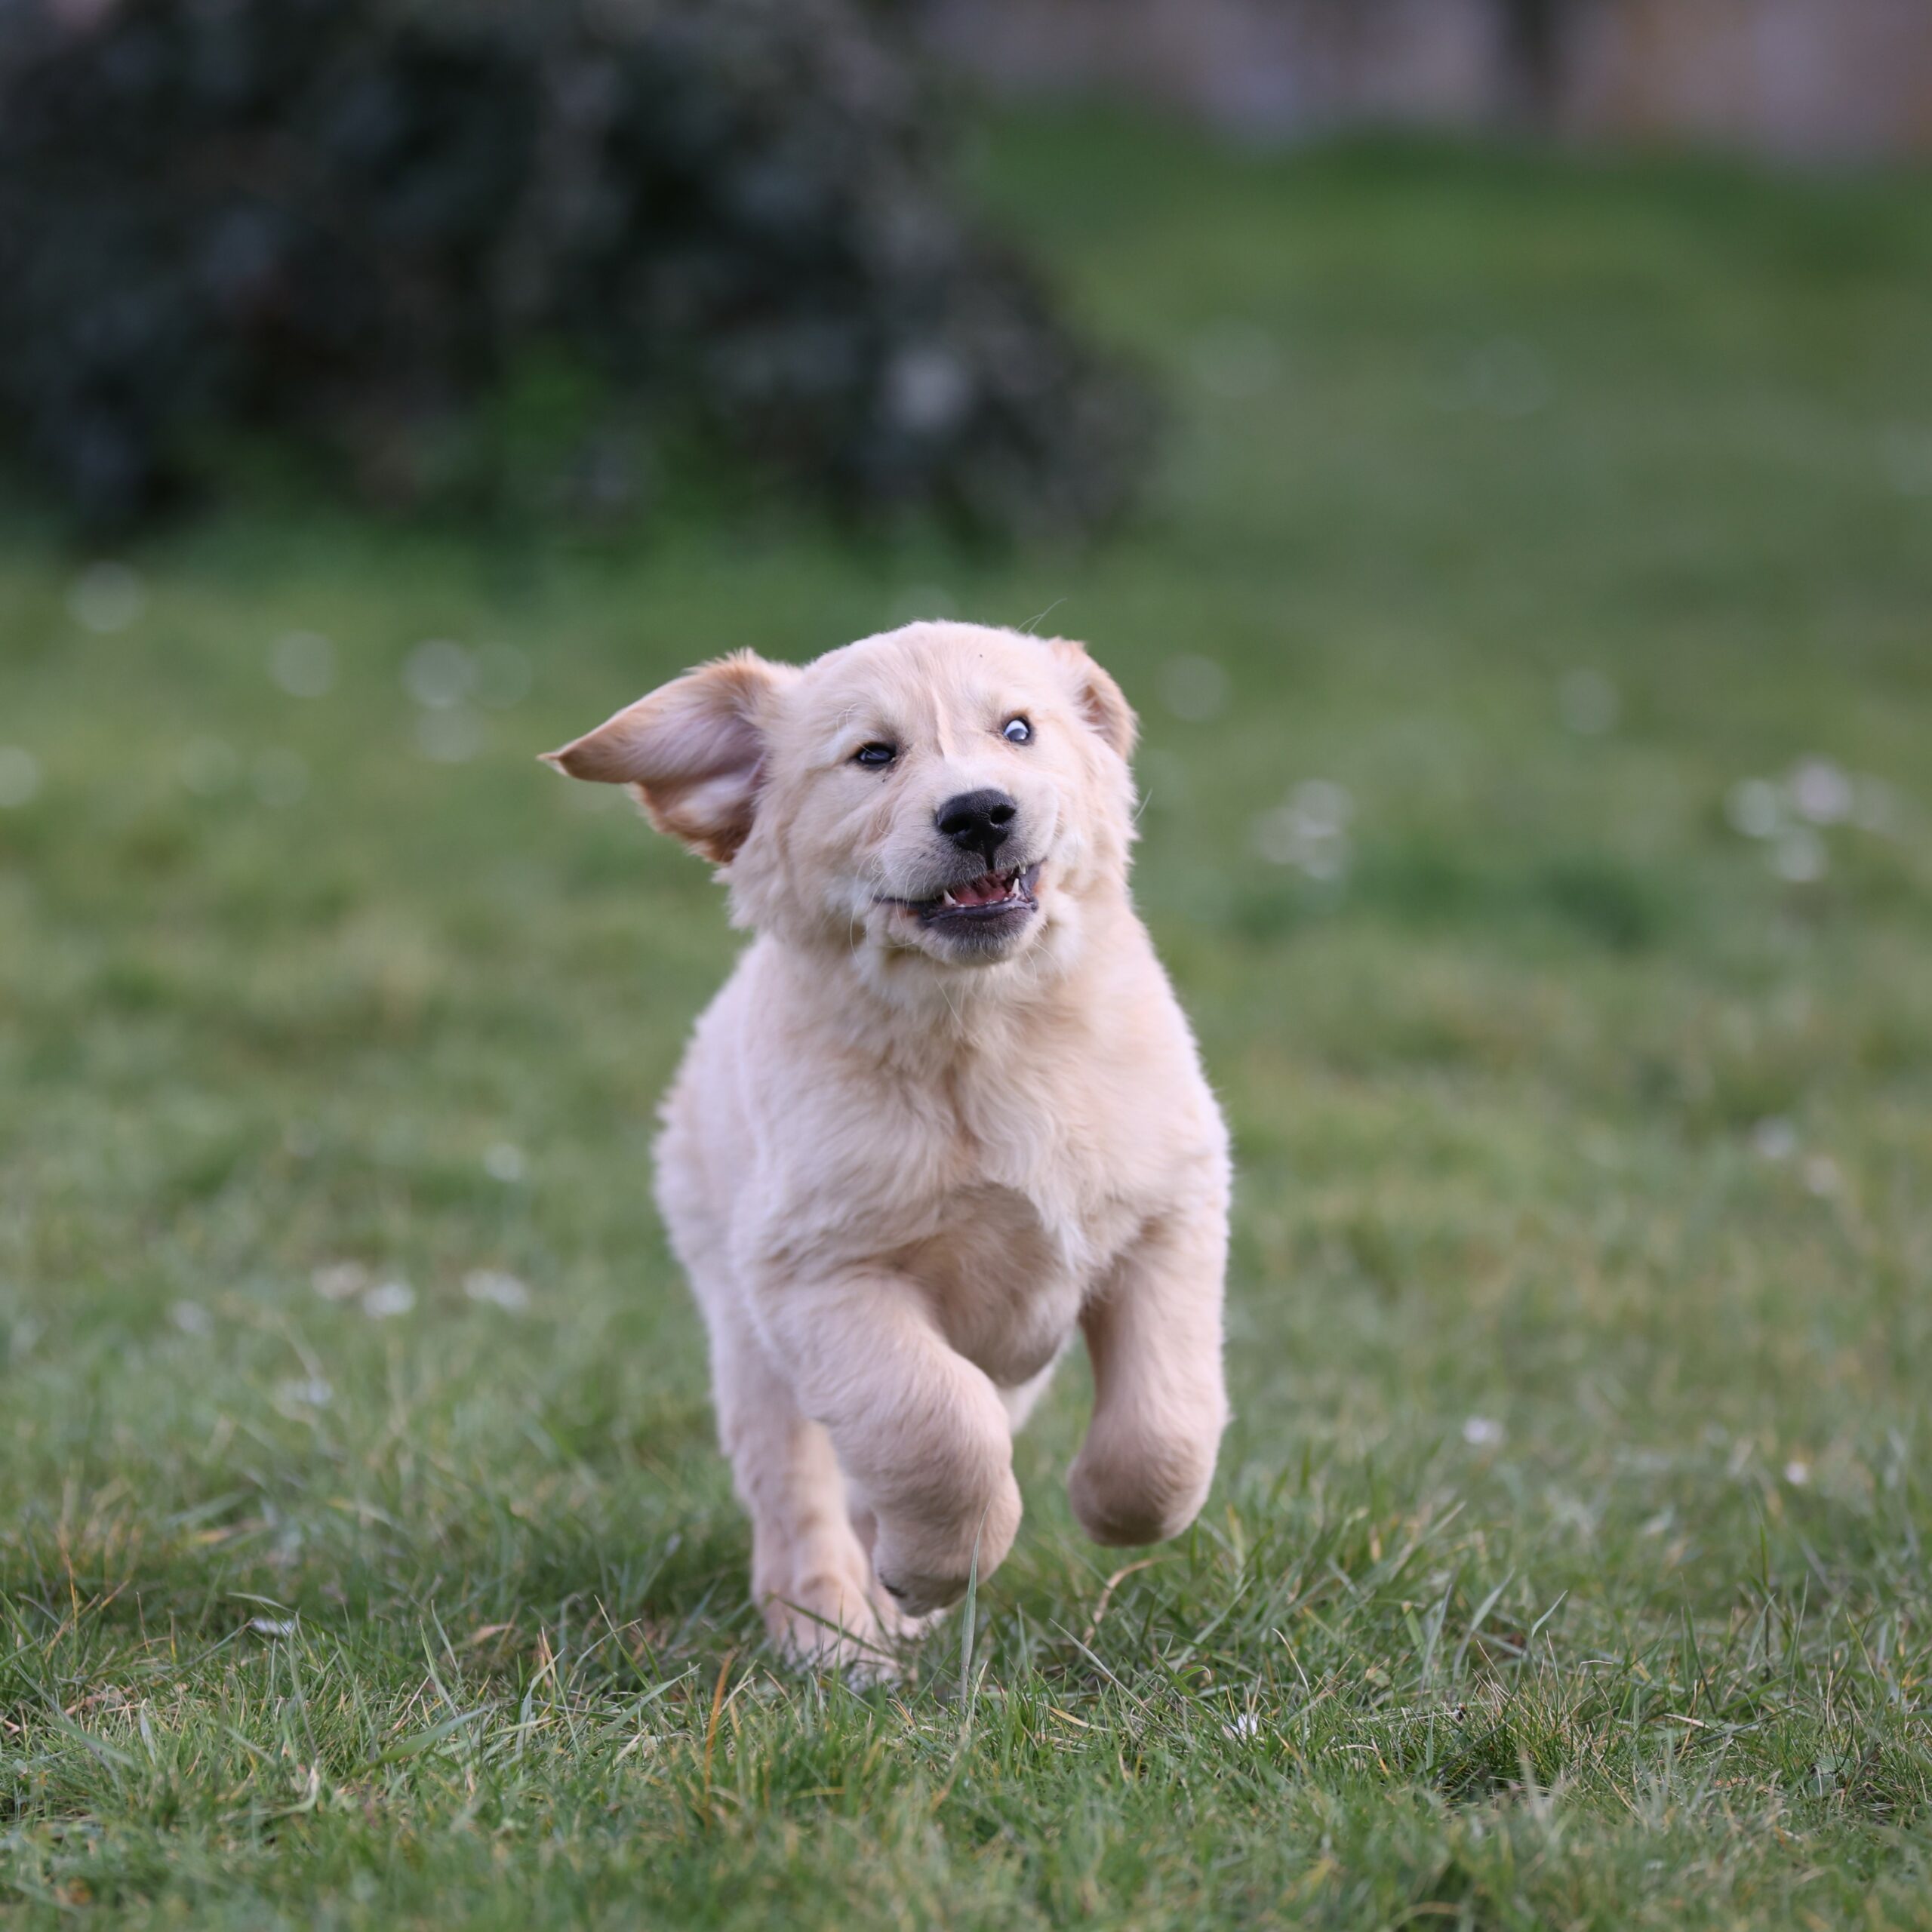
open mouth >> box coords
[890,860,1043,925]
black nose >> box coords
[935,789,1018,869]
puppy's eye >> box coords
[1001,716,1032,746]
[853,743,897,770]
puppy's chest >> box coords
[892,1084,1143,1386]
[896,1179,1129,1389]
[819,1056,1150,1386]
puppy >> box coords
[545,622,1230,1670]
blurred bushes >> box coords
[0,0,1152,534]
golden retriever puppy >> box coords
[545,622,1229,1671]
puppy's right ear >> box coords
[541,651,793,863]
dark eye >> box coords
[853,742,897,770]
[1001,716,1032,745]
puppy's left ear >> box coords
[1045,636,1137,761]
[541,651,793,863]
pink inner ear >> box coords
[661,700,761,793]
[643,699,767,860]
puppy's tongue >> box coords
[950,872,1011,906]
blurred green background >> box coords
[4,60,1932,1932]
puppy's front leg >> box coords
[1069,1203,1229,1547]
[759,1272,1022,1616]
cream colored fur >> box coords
[545,622,1230,1672]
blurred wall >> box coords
[913,0,1932,158]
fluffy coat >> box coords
[546,622,1230,1670]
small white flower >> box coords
[483,1143,528,1183]
[361,1280,416,1320]
[1783,1460,1810,1487]
[463,1269,531,1313]
[404,639,473,709]
[1251,807,1300,866]
[1752,1118,1798,1161]
[1558,670,1619,737]
[69,560,145,633]
[179,737,242,798]
[250,1616,298,1637]
[1290,778,1353,832]
[1462,1416,1504,1447]
[1770,828,1826,883]
[0,746,42,809]
[1161,655,1231,723]
[170,1300,214,1337]
[1787,758,1853,826]
[1725,779,1781,839]
[1881,425,1932,497]
[1221,1711,1263,1741]
[1252,781,1354,881]
[312,1262,369,1301]
[269,631,337,698]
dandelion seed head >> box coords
[1770,827,1826,883]
[404,639,472,709]
[1787,758,1852,826]
[269,631,336,698]
[483,1143,528,1183]
[0,746,42,808]
[463,1269,531,1313]
[1161,655,1231,723]
[361,1280,415,1320]
[1802,1155,1841,1197]
[312,1262,368,1301]
[180,737,242,798]
[1726,779,1781,840]
[1558,670,1619,737]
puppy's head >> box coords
[545,622,1137,974]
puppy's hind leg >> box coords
[707,1306,908,1675]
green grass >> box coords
[5,112,1932,1927]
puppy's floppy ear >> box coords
[541,651,792,863]
[1044,635,1137,761]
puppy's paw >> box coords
[1068,1429,1216,1548]
[871,1473,1022,1617]
[762,1568,900,1679]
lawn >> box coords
[4,111,1932,1927]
